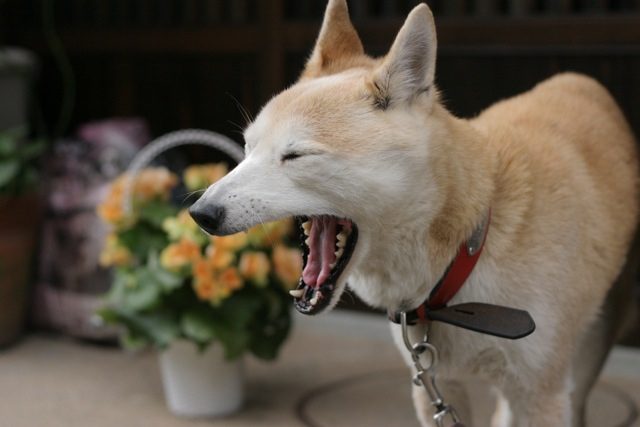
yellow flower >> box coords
[97,176,133,229]
[272,245,303,290]
[191,265,243,305]
[205,245,235,270]
[193,276,217,301]
[193,258,212,281]
[99,234,134,267]
[97,168,178,230]
[210,232,248,252]
[163,209,207,244]
[160,239,201,272]
[239,251,271,286]
[193,259,218,301]
[133,168,178,202]
[97,200,126,225]
[183,163,228,191]
[219,267,243,291]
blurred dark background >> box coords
[1,0,639,341]
[1,0,639,139]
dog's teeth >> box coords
[289,289,304,298]
[335,248,344,259]
[337,231,347,243]
[309,293,320,306]
[304,237,311,246]
[329,261,336,269]
[302,221,311,236]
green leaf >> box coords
[0,160,20,187]
[154,268,184,292]
[215,291,263,328]
[147,253,184,292]
[18,139,46,160]
[211,323,250,360]
[0,135,17,157]
[96,307,120,324]
[118,223,168,260]
[141,311,181,348]
[105,269,133,305]
[138,200,179,228]
[18,168,38,191]
[122,270,161,311]
[0,127,26,154]
[103,308,180,349]
[249,310,291,360]
[120,330,149,351]
[181,307,217,344]
[264,288,284,321]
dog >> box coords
[190,1,639,425]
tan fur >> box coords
[298,3,639,425]
[192,1,639,425]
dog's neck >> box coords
[349,103,496,311]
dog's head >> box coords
[191,1,445,314]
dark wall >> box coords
[2,0,640,334]
[2,0,639,140]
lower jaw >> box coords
[293,281,338,315]
[292,217,359,315]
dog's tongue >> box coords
[302,216,337,287]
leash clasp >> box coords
[400,312,465,427]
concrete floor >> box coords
[0,311,638,427]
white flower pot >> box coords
[159,340,244,418]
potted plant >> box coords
[0,126,45,347]
[96,163,302,418]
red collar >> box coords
[389,210,491,325]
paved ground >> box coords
[0,311,638,427]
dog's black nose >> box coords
[189,203,226,235]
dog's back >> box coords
[475,72,637,208]
[470,72,639,425]
[471,72,638,300]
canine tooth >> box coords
[335,248,344,259]
[309,293,320,306]
[289,289,304,298]
[302,221,311,236]
[305,237,311,246]
[329,262,336,269]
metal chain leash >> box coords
[400,312,465,427]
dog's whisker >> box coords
[251,210,274,245]
[181,189,206,204]
[226,92,254,128]
[227,120,247,134]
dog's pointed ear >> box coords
[371,4,437,108]
[304,0,364,75]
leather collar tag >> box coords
[388,303,536,340]
[427,302,536,339]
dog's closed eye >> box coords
[281,150,325,163]
[281,152,303,162]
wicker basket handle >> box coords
[122,129,245,215]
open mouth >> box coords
[290,215,358,315]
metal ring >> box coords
[414,342,439,371]
[434,405,461,427]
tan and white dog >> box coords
[190,1,639,425]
